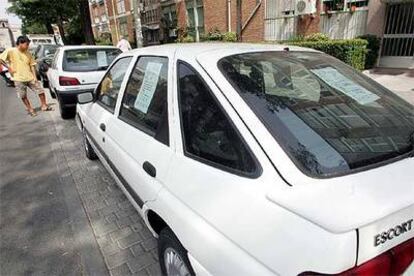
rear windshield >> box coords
[218,52,414,177]
[63,48,121,72]
[42,45,58,56]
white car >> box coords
[47,45,121,118]
[76,43,414,276]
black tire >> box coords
[82,129,98,160]
[43,79,50,90]
[60,104,76,119]
[50,88,56,99]
[158,227,195,276]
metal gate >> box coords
[379,2,414,68]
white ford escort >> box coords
[76,43,414,276]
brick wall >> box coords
[203,0,264,42]
[105,0,135,45]
[176,0,187,35]
[204,0,228,33]
[241,0,264,42]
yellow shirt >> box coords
[0,48,36,82]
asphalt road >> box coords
[0,81,160,276]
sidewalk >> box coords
[0,83,108,275]
[363,68,414,105]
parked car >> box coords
[48,45,121,118]
[27,34,63,51]
[0,63,14,87]
[76,43,414,276]
[33,44,60,89]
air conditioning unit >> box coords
[295,0,317,15]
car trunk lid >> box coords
[266,157,414,263]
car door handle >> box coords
[143,161,156,178]
[100,123,106,132]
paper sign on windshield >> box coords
[97,51,108,68]
[311,67,380,105]
[134,62,163,113]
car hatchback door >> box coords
[104,55,173,210]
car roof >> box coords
[125,42,319,60]
[61,45,118,51]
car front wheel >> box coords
[82,128,98,160]
[158,227,195,276]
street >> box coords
[0,82,161,276]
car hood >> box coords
[266,156,414,234]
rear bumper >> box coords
[56,89,94,108]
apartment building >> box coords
[89,0,111,41]
[88,0,413,68]
[141,0,162,45]
[89,0,136,45]
[263,0,413,68]
[106,0,136,45]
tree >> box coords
[78,0,95,45]
[8,0,93,45]
[21,21,48,35]
[8,0,57,35]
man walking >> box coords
[116,36,131,53]
[0,35,52,117]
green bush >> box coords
[304,33,329,42]
[288,39,368,71]
[200,27,237,42]
[223,32,237,42]
[202,27,223,41]
[358,34,380,69]
[181,35,195,43]
[95,37,112,46]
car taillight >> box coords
[59,76,80,86]
[299,238,413,276]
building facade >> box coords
[141,0,162,45]
[264,0,413,68]
[106,0,136,46]
[89,0,137,46]
[89,0,111,42]
[88,0,413,68]
[203,0,264,42]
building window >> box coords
[119,17,128,37]
[185,0,204,40]
[322,0,369,12]
[117,0,126,14]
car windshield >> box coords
[63,48,121,72]
[218,52,414,177]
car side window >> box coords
[177,62,258,176]
[119,56,169,146]
[96,57,133,112]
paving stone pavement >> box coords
[49,106,162,276]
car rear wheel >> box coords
[49,87,56,99]
[42,78,50,90]
[59,103,76,119]
[82,128,98,160]
[158,227,195,276]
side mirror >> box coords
[77,92,94,104]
